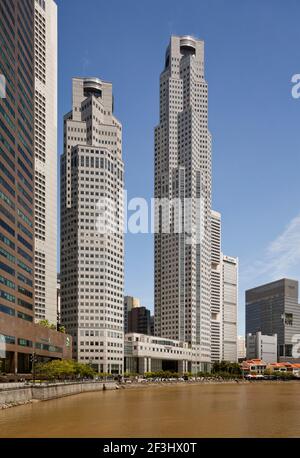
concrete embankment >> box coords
[0,381,117,409]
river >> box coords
[0,382,300,437]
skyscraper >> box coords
[211,210,222,362]
[246,278,300,362]
[33,0,57,324]
[222,255,238,362]
[128,306,151,335]
[154,36,212,370]
[60,77,124,374]
[0,0,71,374]
[124,296,140,333]
[0,0,35,370]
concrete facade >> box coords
[124,332,203,374]
[211,210,222,362]
[222,255,238,362]
[246,332,277,364]
[237,335,246,361]
[0,381,117,408]
[154,36,212,371]
[60,77,124,374]
[33,0,57,325]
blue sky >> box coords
[56,0,300,333]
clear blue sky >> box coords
[56,0,300,334]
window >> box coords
[0,333,15,345]
[18,338,32,347]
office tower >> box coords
[246,332,277,364]
[124,296,140,333]
[60,77,124,374]
[154,36,212,371]
[246,278,300,362]
[0,0,35,372]
[128,306,151,335]
[222,255,238,362]
[33,0,57,324]
[237,335,246,361]
[0,0,71,374]
[211,210,222,362]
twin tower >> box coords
[60,36,238,375]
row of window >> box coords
[0,332,62,353]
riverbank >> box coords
[120,378,300,390]
[0,381,117,410]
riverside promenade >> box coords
[0,380,118,409]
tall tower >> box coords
[154,36,212,370]
[222,255,238,362]
[33,0,57,324]
[211,210,222,362]
[60,77,124,374]
[0,0,35,345]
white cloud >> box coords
[241,213,300,287]
[238,213,300,334]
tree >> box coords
[38,319,56,330]
[212,361,242,376]
[35,360,95,380]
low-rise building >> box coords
[241,359,267,374]
[124,333,204,374]
[0,321,72,374]
[268,362,300,377]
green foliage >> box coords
[38,320,66,334]
[35,359,96,380]
[38,319,56,330]
[272,370,295,380]
[212,361,242,375]
[123,371,138,378]
[263,369,272,376]
[97,372,111,378]
[144,371,180,379]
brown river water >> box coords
[0,382,300,437]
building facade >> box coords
[211,210,222,362]
[222,255,238,362]
[128,306,151,335]
[237,335,246,361]
[246,332,277,364]
[246,278,300,362]
[124,296,140,334]
[154,36,212,371]
[33,0,57,325]
[60,77,124,374]
[124,333,203,375]
[0,0,70,374]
